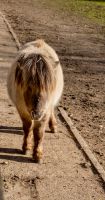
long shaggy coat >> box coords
[7,39,64,162]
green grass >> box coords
[39,0,105,25]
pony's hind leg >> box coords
[22,118,33,154]
[49,109,57,133]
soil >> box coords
[0,0,105,199]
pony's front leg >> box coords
[49,109,57,133]
[22,118,33,154]
[33,124,44,163]
[33,116,48,163]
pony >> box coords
[7,39,64,163]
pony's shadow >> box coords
[0,126,35,163]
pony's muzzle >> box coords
[31,110,43,121]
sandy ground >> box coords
[0,0,105,199]
[0,25,104,198]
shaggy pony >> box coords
[7,39,64,162]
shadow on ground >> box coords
[0,126,23,135]
[0,126,35,163]
[0,154,34,163]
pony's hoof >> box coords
[51,127,57,133]
[25,150,32,156]
[32,151,43,163]
[32,156,43,164]
[22,145,32,155]
[22,148,26,155]
[22,148,31,155]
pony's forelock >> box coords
[15,53,55,92]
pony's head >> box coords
[15,53,55,120]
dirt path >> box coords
[0,10,105,200]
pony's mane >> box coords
[15,53,55,92]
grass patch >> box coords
[38,0,105,25]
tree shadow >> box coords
[0,125,23,135]
[0,147,36,163]
[0,126,49,163]
[0,154,34,163]
[0,147,23,155]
